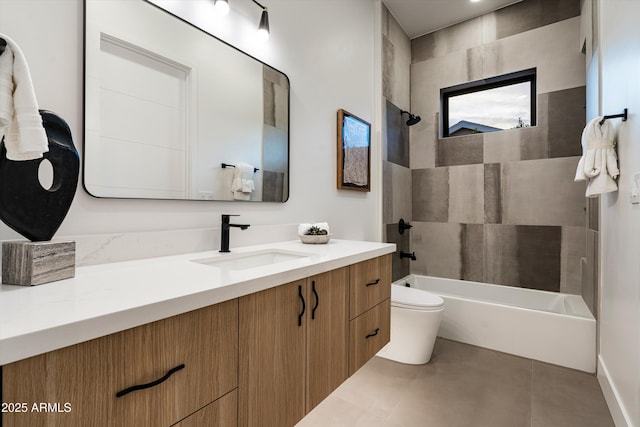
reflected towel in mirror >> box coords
[231,162,256,200]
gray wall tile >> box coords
[547,86,586,158]
[560,226,586,295]
[484,163,502,223]
[461,224,484,281]
[383,161,412,225]
[516,225,562,292]
[484,128,522,164]
[387,223,411,281]
[437,134,484,166]
[448,164,484,224]
[495,0,580,40]
[582,229,598,316]
[588,196,599,231]
[411,222,462,279]
[386,100,410,167]
[520,94,549,161]
[413,168,449,222]
[485,224,519,286]
[502,157,586,226]
[383,35,395,100]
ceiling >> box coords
[382,0,523,39]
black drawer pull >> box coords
[366,279,380,287]
[116,364,185,398]
[311,281,319,320]
[298,284,306,326]
[365,328,380,339]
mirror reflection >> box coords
[84,0,289,202]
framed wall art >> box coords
[337,109,371,192]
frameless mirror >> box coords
[84,0,289,202]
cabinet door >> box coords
[305,267,349,411]
[238,280,307,427]
[349,254,392,319]
[172,390,237,427]
[2,300,238,427]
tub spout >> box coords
[400,251,416,261]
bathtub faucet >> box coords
[400,251,416,260]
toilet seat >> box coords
[391,285,444,311]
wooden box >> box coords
[2,240,75,286]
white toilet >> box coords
[377,284,444,364]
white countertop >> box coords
[0,239,395,365]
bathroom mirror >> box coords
[83,0,289,202]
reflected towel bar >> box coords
[221,163,259,172]
[0,38,6,56]
[600,108,628,126]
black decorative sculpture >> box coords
[0,110,79,241]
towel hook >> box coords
[0,38,6,56]
[599,108,628,126]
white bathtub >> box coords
[395,274,596,372]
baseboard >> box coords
[597,355,634,427]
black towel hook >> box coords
[0,38,7,56]
[600,108,628,126]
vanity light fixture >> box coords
[213,0,230,16]
[253,0,270,41]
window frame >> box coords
[440,68,537,138]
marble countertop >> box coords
[0,239,395,365]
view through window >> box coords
[441,68,536,137]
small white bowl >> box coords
[299,234,332,244]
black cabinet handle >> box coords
[366,279,380,287]
[365,328,380,339]
[116,364,185,398]
[311,281,319,320]
[298,284,306,326]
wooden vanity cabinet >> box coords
[349,254,392,375]
[1,299,238,427]
[238,267,350,427]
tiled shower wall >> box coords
[381,5,412,281]
[409,0,588,293]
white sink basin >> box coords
[193,249,312,271]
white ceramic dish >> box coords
[299,234,332,244]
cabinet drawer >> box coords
[2,299,238,427]
[172,389,237,427]
[349,299,390,376]
[349,254,391,319]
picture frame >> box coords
[337,109,371,192]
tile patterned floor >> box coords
[297,339,614,427]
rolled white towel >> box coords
[0,33,48,161]
[574,116,618,197]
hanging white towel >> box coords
[231,162,256,201]
[574,117,619,197]
[0,33,48,161]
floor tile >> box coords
[531,361,615,427]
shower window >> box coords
[441,68,536,137]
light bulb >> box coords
[214,0,229,16]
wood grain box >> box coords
[2,241,75,286]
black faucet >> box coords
[400,251,416,260]
[220,214,250,253]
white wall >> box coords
[597,0,640,426]
[0,0,380,248]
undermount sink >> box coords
[193,249,312,271]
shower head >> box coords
[400,110,421,126]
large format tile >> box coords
[495,0,580,40]
[531,361,615,427]
[448,164,484,224]
[560,226,586,294]
[386,223,410,282]
[388,339,532,427]
[386,100,410,168]
[411,222,461,278]
[412,168,449,222]
[461,224,484,281]
[516,225,562,291]
[411,17,483,64]
[547,86,586,158]
[437,134,484,166]
[383,161,412,225]
[383,35,395,101]
[484,163,502,223]
[501,157,586,226]
[484,224,519,286]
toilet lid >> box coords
[391,285,444,310]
